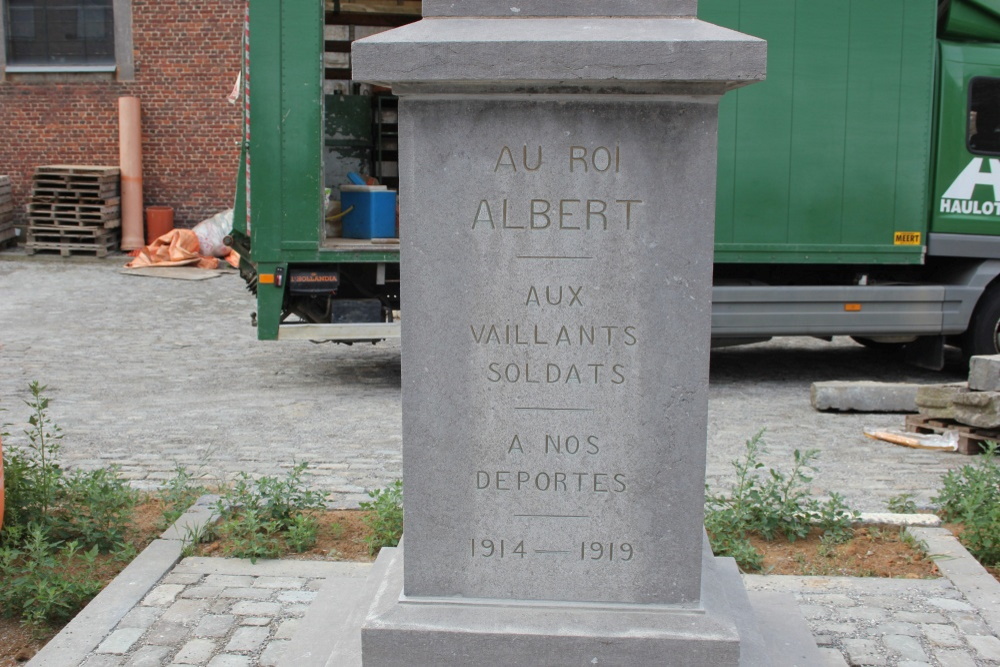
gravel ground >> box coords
[0,252,973,511]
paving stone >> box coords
[948,612,990,636]
[239,616,272,626]
[161,599,209,623]
[141,584,186,606]
[966,634,1000,661]
[928,598,974,612]
[207,599,233,614]
[207,656,252,667]
[124,645,173,667]
[258,640,290,667]
[96,628,145,655]
[221,587,274,600]
[968,355,1000,391]
[896,662,931,667]
[82,654,125,666]
[225,626,271,652]
[841,638,887,665]
[840,606,888,622]
[230,601,281,616]
[180,585,226,599]
[883,635,928,662]
[204,575,254,588]
[896,612,947,624]
[809,621,857,635]
[276,590,317,604]
[173,638,218,664]
[282,604,309,617]
[117,606,163,630]
[873,621,919,637]
[145,619,191,646]
[921,623,963,647]
[932,649,978,667]
[194,614,236,638]
[305,579,326,592]
[161,572,203,585]
[274,618,300,640]
[252,576,306,589]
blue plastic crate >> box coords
[340,185,397,239]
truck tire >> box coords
[962,285,1000,358]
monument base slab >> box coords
[305,542,822,667]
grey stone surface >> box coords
[398,96,722,605]
[914,383,968,408]
[810,381,919,413]
[423,0,698,17]
[26,539,183,667]
[912,526,1000,637]
[353,17,765,92]
[950,389,1000,428]
[351,5,780,665]
[967,354,1000,391]
[95,628,145,655]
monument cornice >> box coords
[352,17,765,92]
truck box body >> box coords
[701,0,937,266]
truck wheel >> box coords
[962,286,1000,358]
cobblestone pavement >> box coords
[745,575,1000,667]
[80,556,1000,667]
[5,255,999,666]
[0,254,973,511]
[82,558,370,667]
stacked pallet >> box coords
[25,165,121,257]
[0,176,14,247]
[907,356,1000,454]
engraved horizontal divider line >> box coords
[514,514,590,518]
[515,254,594,260]
[513,406,595,412]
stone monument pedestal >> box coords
[301,3,827,666]
[361,542,762,665]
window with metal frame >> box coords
[969,77,1000,156]
[5,0,114,67]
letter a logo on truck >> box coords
[941,158,1000,217]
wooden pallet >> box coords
[904,413,998,455]
[24,230,118,257]
[0,226,17,248]
[27,202,121,225]
[31,184,120,200]
[34,165,120,179]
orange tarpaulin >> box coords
[126,229,239,269]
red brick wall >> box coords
[0,0,243,231]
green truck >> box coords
[230,0,1000,369]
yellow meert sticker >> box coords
[893,232,922,245]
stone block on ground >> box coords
[968,355,1000,392]
[810,381,919,413]
[915,383,968,413]
[951,391,1000,429]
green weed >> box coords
[887,492,919,514]
[0,383,144,628]
[705,430,859,571]
[212,463,326,563]
[360,480,403,556]
[933,442,1000,566]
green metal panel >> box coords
[931,41,1000,236]
[248,0,324,261]
[943,0,1000,42]
[700,0,937,264]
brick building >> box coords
[1,0,243,232]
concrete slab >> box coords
[810,381,920,413]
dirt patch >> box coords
[193,509,375,562]
[0,497,169,665]
[748,526,938,578]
